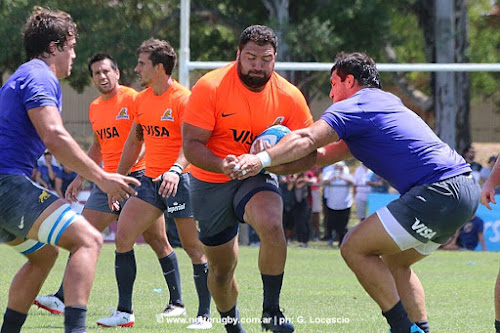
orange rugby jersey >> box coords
[184,62,313,183]
[89,85,145,173]
[132,80,190,178]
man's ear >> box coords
[346,74,356,88]
[48,41,57,55]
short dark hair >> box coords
[136,38,177,75]
[238,25,277,53]
[22,6,77,60]
[88,53,118,77]
[330,52,381,89]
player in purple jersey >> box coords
[0,7,139,333]
[230,52,480,333]
[480,157,500,333]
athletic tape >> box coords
[38,204,77,246]
[12,239,46,255]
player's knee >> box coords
[340,238,354,263]
[182,244,204,262]
[256,220,283,241]
[209,261,236,285]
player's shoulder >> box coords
[118,85,138,97]
[271,72,304,98]
[17,59,58,86]
[193,63,234,91]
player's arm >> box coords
[183,123,236,174]
[28,105,140,200]
[481,157,500,210]
[116,121,144,176]
[233,120,349,178]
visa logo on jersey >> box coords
[142,125,170,137]
[412,217,436,239]
[231,129,255,145]
[96,127,120,139]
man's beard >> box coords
[237,60,272,89]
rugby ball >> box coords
[250,125,290,154]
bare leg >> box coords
[175,217,206,264]
[382,250,427,322]
[245,191,286,275]
[340,214,408,312]
[495,266,500,322]
[203,239,238,312]
[6,241,59,313]
[26,200,103,307]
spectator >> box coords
[36,150,60,189]
[307,166,322,241]
[54,164,77,198]
[462,145,483,182]
[480,155,498,187]
[441,215,486,251]
[280,173,312,247]
[353,163,371,221]
[322,162,354,246]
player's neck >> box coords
[151,76,173,96]
[101,84,120,101]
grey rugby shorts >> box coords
[190,173,280,246]
[378,173,480,254]
[84,170,144,214]
[0,174,58,242]
[135,173,193,219]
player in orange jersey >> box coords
[96,39,211,330]
[183,25,314,333]
[34,53,166,321]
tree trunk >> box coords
[415,0,471,152]
[454,0,471,154]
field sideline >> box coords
[0,243,497,332]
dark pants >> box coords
[283,199,310,243]
[325,207,351,246]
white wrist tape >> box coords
[256,151,272,168]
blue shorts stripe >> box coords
[54,214,77,245]
[47,206,72,244]
[21,241,45,255]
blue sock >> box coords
[262,273,283,311]
[1,308,27,333]
[64,305,87,333]
[193,263,211,318]
[159,252,183,306]
[219,305,246,333]
[382,300,412,333]
[495,319,500,333]
[115,250,136,313]
[416,320,430,333]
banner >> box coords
[367,193,500,252]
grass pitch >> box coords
[0,242,496,332]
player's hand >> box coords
[153,172,179,198]
[98,172,140,202]
[480,183,497,210]
[222,155,239,177]
[231,154,262,180]
[107,194,121,212]
[65,175,84,202]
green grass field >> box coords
[0,242,497,332]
